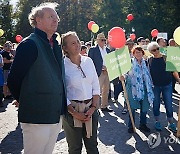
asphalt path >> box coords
[0,84,180,154]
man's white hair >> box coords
[28,2,59,28]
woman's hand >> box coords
[73,112,87,121]
[68,104,86,121]
[84,107,96,121]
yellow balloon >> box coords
[91,24,99,33]
[0,29,4,37]
[173,26,180,45]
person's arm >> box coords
[7,39,38,101]
[173,72,180,84]
[0,55,3,67]
[3,57,13,63]
[84,59,100,121]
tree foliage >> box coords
[0,0,180,43]
[0,0,13,43]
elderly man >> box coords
[88,33,113,112]
[7,2,67,154]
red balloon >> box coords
[88,21,96,30]
[15,35,23,43]
[127,14,134,21]
[130,33,136,41]
[151,29,159,38]
[108,27,126,49]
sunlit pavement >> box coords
[0,84,180,154]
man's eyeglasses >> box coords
[151,47,159,52]
[77,65,86,78]
[101,39,106,42]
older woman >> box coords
[147,42,177,132]
[120,46,154,133]
[62,31,100,154]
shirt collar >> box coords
[34,28,58,45]
[98,45,106,51]
[65,55,83,66]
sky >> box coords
[10,0,19,6]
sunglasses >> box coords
[5,44,12,48]
[101,39,106,42]
[151,47,159,52]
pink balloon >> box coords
[15,35,23,43]
[88,21,96,30]
[127,14,134,21]
[151,29,159,38]
[130,33,136,41]
[108,27,126,49]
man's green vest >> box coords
[18,33,66,124]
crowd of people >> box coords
[0,41,16,107]
[0,2,179,154]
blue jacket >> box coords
[88,45,110,77]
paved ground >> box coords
[0,84,180,154]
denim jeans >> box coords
[128,101,147,128]
[153,82,173,120]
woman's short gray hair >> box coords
[28,2,59,28]
[147,41,160,51]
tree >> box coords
[14,0,100,41]
[0,0,13,43]
[96,0,180,40]
[57,0,101,41]
[12,0,180,42]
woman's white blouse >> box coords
[64,56,100,104]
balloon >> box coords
[108,27,126,49]
[0,29,4,37]
[130,33,136,41]
[127,14,134,21]
[91,24,99,33]
[88,21,96,30]
[15,35,23,43]
[151,29,159,38]
[173,26,180,45]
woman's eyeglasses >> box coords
[151,47,159,52]
[77,65,86,78]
